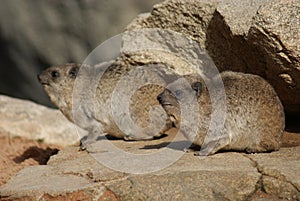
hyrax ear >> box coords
[192,81,202,96]
[69,66,79,79]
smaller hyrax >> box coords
[38,62,171,150]
[157,71,285,156]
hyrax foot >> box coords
[198,137,230,156]
[124,135,155,141]
[194,150,211,156]
[80,140,108,153]
[183,144,201,153]
[80,137,97,151]
[183,148,194,153]
[185,149,204,157]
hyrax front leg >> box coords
[80,124,104,151]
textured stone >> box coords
[248,1,300,114]
[0,95,85,146]
[126,0,216,49]
[1,123,300,200]
[0,146,259,201]
[0,166,94,198]
[249,146,300,200]
[106,152,259,200]
[1,136,299,200]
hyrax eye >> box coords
[69,67,78,79]
[192,81,202,96]
[174,90,182,98]
[51,71,60,78]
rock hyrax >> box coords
[38,62,172,150]
[157,71,285,155]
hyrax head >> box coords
[37,63,80,110]
[157,74,203,128]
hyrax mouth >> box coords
[161,102,173,107]
[40,82,50,86]
[168,114,178,128]
[39,81,50,86]
[169,114,177,122]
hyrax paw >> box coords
[124,134,155,141]
[183,144,201,153]
[79,143,88,151]
[79,145,86,151]
[79,139,96,151]
[80,140,109,153]
[80,142,98,153]
[194,150,210,156]
[183,148,194,153]
[124,135,136,141]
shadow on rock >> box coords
[285,114,300,133]
[13,146,59,165]
[141,140,192,151]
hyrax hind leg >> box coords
[196,135,231,156]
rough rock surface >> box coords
[0,133,299,200]
[0,132,61,186]
[248,1,300,115]
[0,95,84,146]
[249,147,300,200]
[126,0,300,115]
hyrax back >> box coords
[158,71,285,155]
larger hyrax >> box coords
[157,71,285,156]
[38,61,172,149]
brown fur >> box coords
[38,62,172,149]
[158,71,285,155]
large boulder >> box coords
[126,0,300,115]
[248,1,300,115]
[0,95,85,146]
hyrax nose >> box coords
[37,73,48,84]
[157,93,163,103]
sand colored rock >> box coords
[1,137,299,200]
[0,95,85,146]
